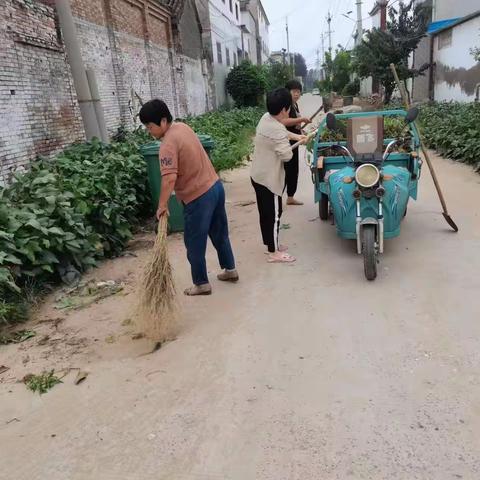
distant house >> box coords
[206,0,243,107]
[427,11,480,102]
[240,0,270,65]
[411,0,480,102]
[362,0,480,103]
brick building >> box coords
[0,0,214,185]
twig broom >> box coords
[136,216,177,342]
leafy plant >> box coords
[0,329,36,345]
[226,61,266,107]
[342,79,360,96]
[352,0,431,103]
[263,61,292,90]
[324,49,353,94]
[24,370,62,394]
[419,102,480,170]
[0,108,263,327]
[182,107,264,171]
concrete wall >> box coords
[209,0,242,106]
[411,36,432,102]
[256,0,269,64]
[240,8,258,64]
[433,16,480,102]
[0,0,212,184]
[433,0,479,21]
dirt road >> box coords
[1,95,480,479]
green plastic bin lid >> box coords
[140,135,214,158]
[139,141,161,157]
[197,134,215,149]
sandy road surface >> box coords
[1,94,480,479]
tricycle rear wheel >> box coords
[319,193,329,220]
[362,225,377,281]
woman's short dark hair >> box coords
[285,79,303,92]
[266,88,292,116]
[139,99,173,125]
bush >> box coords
[419,102,480,170]
[0,134,151,325]
[226,61,266,107]
[183,107,264,171]
[263,62,292,91]
[0,108,264,326]
[342,79,360,96]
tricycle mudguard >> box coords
[326,165,410,240]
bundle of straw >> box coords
[136,216,177,342]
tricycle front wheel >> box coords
[362,225,377,281]
[319,193,329,220]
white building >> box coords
[240,0,270,65]
[240,4,258,64]
[209,0,243,106]
[430,11,480,102]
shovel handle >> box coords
[390,63,458,231]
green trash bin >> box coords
[140,135,215,233]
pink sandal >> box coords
[267,252,296,263]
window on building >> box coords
[226,47,231,66]
[229,0,233,12]
[235,3,239,20]
[438,29,452,50]
[217,42,223,64]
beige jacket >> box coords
[250,113,293,196]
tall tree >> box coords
[352,0,431,103]
[263,61,291,90]
[294,53,308,79]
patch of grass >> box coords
[24,370,62,394]
[0,329,36,345]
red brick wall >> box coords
[0,0,84,185]
[0,0,210,184]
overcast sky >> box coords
[261,0,378,69]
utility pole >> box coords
[320,33,326,65]
[286,16,294,77]
[326,12,332,56]
[355,0,363,46]
[326,12,333,83]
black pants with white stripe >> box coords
[284,143,299,197]
[251,178,282,253]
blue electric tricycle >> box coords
[310,108,422,280]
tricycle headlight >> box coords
[355,164,380,188]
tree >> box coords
[318,48,352,94]
[352,0,431,103]
[263,61,291,90]
[226,61,266,107]
[294,53,307,79]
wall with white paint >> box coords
[209,0,242,106]
[433,16,480,102]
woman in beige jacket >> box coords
[250,88,307,263]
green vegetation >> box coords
[24,370,62,394]
[352,1,431,103]
[1,108,263,327]
[419,102,480,171]
[226,61,266,107]
[263,61,292,90]
[182,107,264,171]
